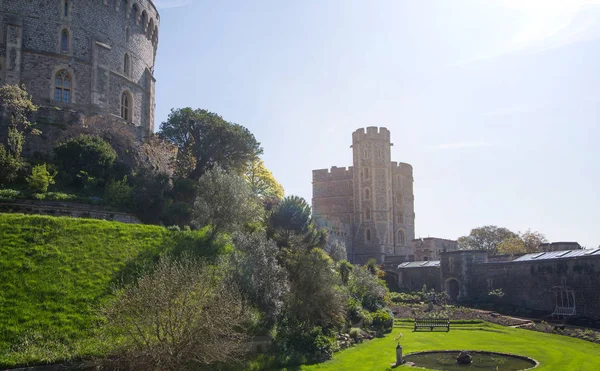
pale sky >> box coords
[153,0,600,248]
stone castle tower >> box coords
[312,127,415,264]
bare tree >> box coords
[104,255,248,370]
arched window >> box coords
[60,29,69,53]
[131,4,139,24]
[364,188,370,200]
[126,26,130,42]
[364,207,371,221]
[140,11,147,32]
[363,147,368,158]
[148,19,155,39]
[366,228,371,242]
[398,230,406,245]
[124,53,130,76]
[397,212,404,224]
[363,168,369,180]
[396,193,403,206]
[54,70,71,103]
[64,0,69,17]
[121,91,131,121]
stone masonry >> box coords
[0,0,159,138]
[312,127,416,264]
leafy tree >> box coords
[348,266,388,311]
[192,166,261,236]
[244,158,284,201]
[53,135,117,186]
[229,232,289,327]
[457,225,518,254]
[338,260,353,285]
[104,177,133,208]
[325,237,348,262]
[26,164,56,193]
[0,85,38,182]
[131,169,172,224]
[521,229,547,253]
[497,236,527,255]
[103,255,248,370]
[284,248,346,329]
[159,108,263,179]
[267,195,326,249]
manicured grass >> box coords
[0,213,220,367]
[302,322,600,371]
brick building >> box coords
[0,0,159,138]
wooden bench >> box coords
[414,317,450,332]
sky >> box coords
[152,0,600,248]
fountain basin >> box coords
[403,350,538,370]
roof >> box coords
[513,249,600,262]
[397,261,440,268]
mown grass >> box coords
[0,213,222,367]
[301,323,600,371]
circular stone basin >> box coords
[403,350,538,371]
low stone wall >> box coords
[0,200,140,224]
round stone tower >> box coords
[0,0,159,137]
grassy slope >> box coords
[301,322,600,371]
[0,213,215,367]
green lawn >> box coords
[0,213,221,367]
[301,322,600,371]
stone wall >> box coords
[470,256,600,319]
[412,237,458,261]
[396,266,441,292]
[0,0,159,138]
[0,200,140,224]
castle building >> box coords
[312,127,415,264]
[0,0,159,137]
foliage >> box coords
[26,164,56,193]
[228,232,289,328]
[53,135,117,187]
[159,107,263,179]
[488,288,505,298]
[348,266,387,312]
[0,214,218,367]
[131,169,172,224]
[104,255,248,370]
[338,260,353,285]
[497,236,527,255]
[193,166,262,236]
[104,177,133,208]
[267,195,326,249]
[283,248,346,329]
[520,229,548,253]
[457,225,519,255]
[244,158,284,201]
[0,84,38,134]
[389,292,421,304]
[324,237,347,262]
[0,188,20,200]
[370,309,394,334]
[0,145,22,184]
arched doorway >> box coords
[446,278,460,302]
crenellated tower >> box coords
[312,127,415,264]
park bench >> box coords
[414,317,450,332]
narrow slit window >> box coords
[60,29,69,53]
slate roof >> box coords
[513,249,600,262]
[397,261,441,268]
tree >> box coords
[457,225,518,254]
[348,266,388,312]
[159,108,263,179]
[521,229,547,253]
[26,164,56,193]
[0,85,38,183]
[244,158,284,202]
[324,237,347,262]
[104,255,248,370]
[192,166,261,236]
[53,134,117,186]
[267,195,326,249]
[338,260,353,286]
[229,232,289,327]
[497,236,527,255]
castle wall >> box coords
[396,266,441,292]
[413,237,459,261]
[0,0,159,137]
[470,256,600,319]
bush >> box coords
[349,327,362,342]
[0,189,20,201]
[26,164,56,193]
[275,320,336,364]
[349,267,387,311]
[371,309,394,334]
[389,292,421,304]
[0,145,23,185]
[104,177,133,208]
[53,135,117,187]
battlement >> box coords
[391,161,413,175]
[352,127,391,142]
[312,166,354,181]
